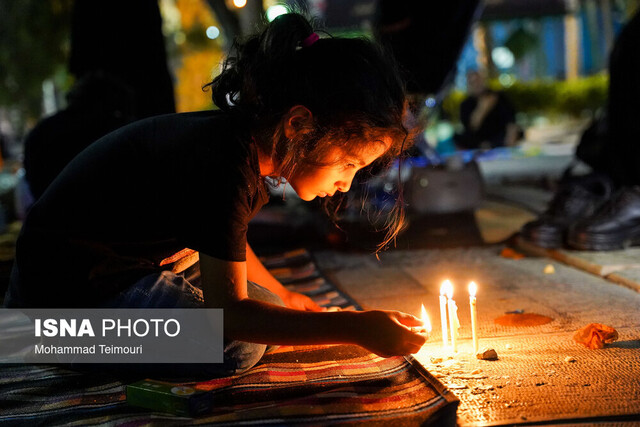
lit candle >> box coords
[445,281,458,352]
[439,281,450,349]
[469,281,478,353]
[421,304,432,338]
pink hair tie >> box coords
[301,32,319,48]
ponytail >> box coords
[207,14,314,117]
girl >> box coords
[6,13,427,376]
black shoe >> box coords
[568,186,640,251]
[520,174,614,248]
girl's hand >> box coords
[356,310,428,357]
[283,291,324,312]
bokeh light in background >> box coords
[435,121,455,142]
[206,26,220,40]
[491,46,515,69]
[163,0,225,113]
[266,5,288,22]
[498,73,515,87]
[425,97,437,108]
[233,0,247,8]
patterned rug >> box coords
[0,249,458,425]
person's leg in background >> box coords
[568,11,640,250]
[521,11,640,250]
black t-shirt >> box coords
[10,110,269,307]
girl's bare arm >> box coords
[199,253,427,357]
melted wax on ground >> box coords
[494,313,553,327]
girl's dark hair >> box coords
[205,12,415,252]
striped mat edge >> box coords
[0,249,459,426]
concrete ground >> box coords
[313,183,640,425]
[315,244,640,425]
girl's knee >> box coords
[224,340,267,374]
[246,281,285,307]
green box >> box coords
[126,379,213,417]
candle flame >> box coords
[441,280,453,299]
[421,304,432,332]
[468,281,477,297]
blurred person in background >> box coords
[17,0,175,216]
[455,70,521,150]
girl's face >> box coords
[289,139,389,201]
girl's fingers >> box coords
[408,332,427,347]
[296,293,322,312]
[394,312,425,327]
[306,299,323,311]
[408,343,424,354]
[404,323,429,347]
[285,292,322,311]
